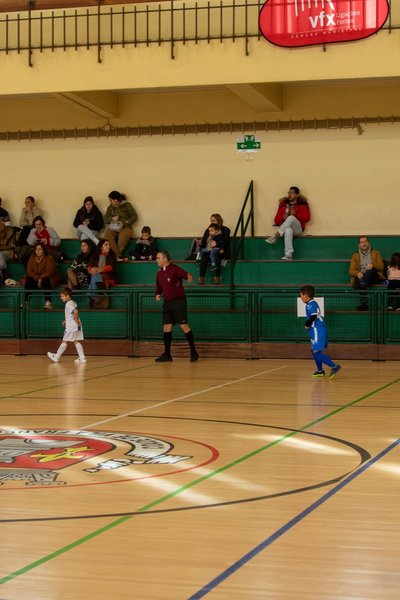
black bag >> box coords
[91,294,111,310]
[186,238,202,260]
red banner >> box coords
[259,0,389,48]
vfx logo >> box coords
[305,0,336,28]
[259,0,389,48]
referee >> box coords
[155,250,199,362]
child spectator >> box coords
[18,196,41,246]
[387,252,400,311]
[194,213,231,261]
[198,223,225,285]
[300,284,341,379]
[73,196,103,246]
[67,239,96,289]
[47,286,86,364]
[208,214,231,259]
[130,226,157,261]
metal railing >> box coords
[230,179,254,289]
[0,0,398,66]
[1,287,399,346]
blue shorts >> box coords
[308,326,328,352]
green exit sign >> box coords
[236,135,261,152]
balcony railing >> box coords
[0,0,398,66]
[0,287,398,348]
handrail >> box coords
[2,1,397,67]
[1,287,398,352]
[230,180,254,289]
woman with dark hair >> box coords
[88,239,117,290]
[25,242,60,309]
[73,196,103,246]
[103,190,137,259]
[67,239,96,289]
[18,196,41,246]
[27,216,61,253]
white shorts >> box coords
[63,329,84,342]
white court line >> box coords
[84,365,287,429]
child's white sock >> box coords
[75,343,85,360]
[55,342,67,360]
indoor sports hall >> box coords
[0,355,399,599]
[0,0,400,598]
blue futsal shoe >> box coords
[329,365,342,379]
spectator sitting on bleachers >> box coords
[198,223,226,285]
[387,252,400,311]
[27,216,61,259]
[73,196,103,246]
[129,226,157,261]
[265,186,310,260]
[0,197,11,225]
[88,239,117,291]
[349,235,385,311]
[193,213,231,262]
[103,190,137,260]
[67,239,96,290]
[25,242,60,310]
[18,196,41,247]
[0,221,19,283]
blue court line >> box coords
[188,436,400,599]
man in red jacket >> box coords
[155,250,199,362]
[265,186,311,260]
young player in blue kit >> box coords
[300,285,341,379]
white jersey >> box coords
[64,300,79,332]
[63,299,84,342]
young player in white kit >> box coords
[47,286,86,364]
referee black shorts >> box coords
[162,296,188,325]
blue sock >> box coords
[315,350,336,369]
[312,351,323,371]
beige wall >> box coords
[1,123,398,238]
[1,81,400,130]
[1,2,399,241]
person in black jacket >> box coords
[129,226,157,261]
[73,196,104,246]
[198,223,226,285]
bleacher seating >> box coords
[1,235,399,356]
[6,235,398,287]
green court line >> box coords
[1,374,400,586]
[0,362,156,403]
[0,363,119,388]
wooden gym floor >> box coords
[0,355,399,599]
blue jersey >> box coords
[305,300,325,329]
[305,299,327,351]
